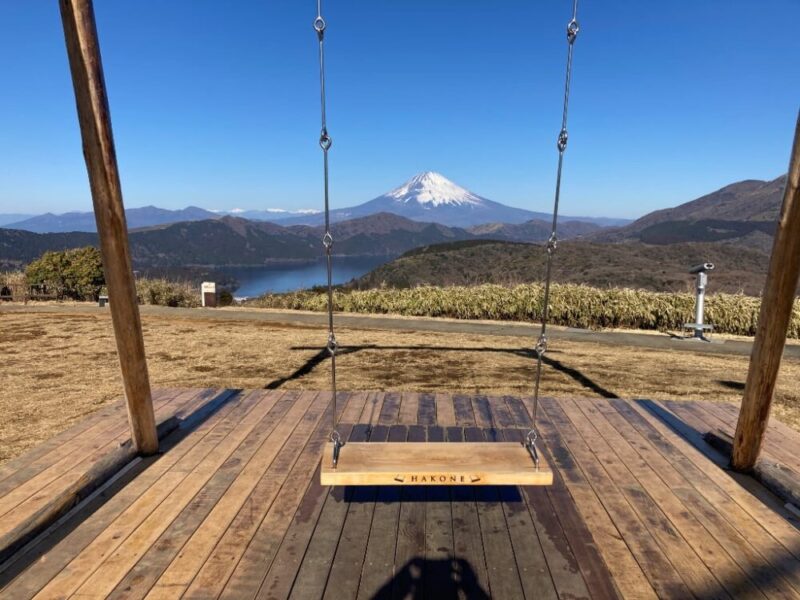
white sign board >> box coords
[201,282,217,307]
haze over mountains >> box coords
[5,206,218,234]
[2,206,319,234]
[0,214,35,227]
[2,172,628,233]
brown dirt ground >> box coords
[1,309,799,465]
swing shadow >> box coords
[266,344,620,399]
[327,470,525,504]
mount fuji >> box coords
[273,172,628,228]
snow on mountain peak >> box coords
[386,171,485,207]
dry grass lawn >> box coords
[2,308,799,465]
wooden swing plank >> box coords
[320,442,552,486]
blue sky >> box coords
[0,1,797,219]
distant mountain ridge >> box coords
[469,219,600,241]
[0,211,599,270]
[0,214,35,227]
[590,175,786,248]
[5,206,219,233]
[5,206,329,233]
[273,171,631,228]
[353,239,774,295]
[2,171,629,232]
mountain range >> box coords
[354,239,773,295]
[0,206,325,234]
[269,172,629,228]
[0,214,35,227]
[5,206,218,234]
[2,172,628,233]
[350,174,790,295]
[0,212,599,270]
[1,172,789,296]
[588,175,786,252]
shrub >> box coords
[246,283,800,339]
[219,289,234,307]
[25,247,104,301]
[135,277,200,308]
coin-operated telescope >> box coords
[683,263,715,341]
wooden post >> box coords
[59,0,158,454]
[732,112,800,471]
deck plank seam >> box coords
[573,397,743,599]
[552,397,711,597]
[74,389,298,598]
[238,392,352,600]
[282,422,369,599]
[144,390,325,598]
[653,399,800,543]
[537,400,663,598]
[178,391,333,599]
[586,397,764,599]
[623,399,800,591]
[1,389,259,598]
[656,402,800,594]
[491,398,560,598]
[0,388,196,514]
[499,395,602,599]
[39,389,280,598]
[529,397,653,598]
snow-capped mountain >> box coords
[385,171,484,207]
[272,171,629,228]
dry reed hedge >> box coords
[135,277,200,308]
[248,283,800,338]
[0,271,27,299]
[1,271,200,308]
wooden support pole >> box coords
[59,0,158,454]
[732,112,800,471]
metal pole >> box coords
[694,270,708,339]
[685,263,714,341]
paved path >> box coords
[3,303,798,359]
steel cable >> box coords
[529,0,581,459]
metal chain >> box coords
[528,0,580,465]
[313,0,342,463]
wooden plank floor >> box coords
[1,391,799,599]
[0,388,234,565]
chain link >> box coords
[314,0,340,450]
[530,0,580,448]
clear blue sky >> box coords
[0,1,797,218]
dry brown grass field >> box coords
[2,307,799,465]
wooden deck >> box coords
[1,390,799,599]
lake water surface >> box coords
[226,255,392,297]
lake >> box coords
[225,255,392,298]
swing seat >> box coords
[320,442,553,486]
